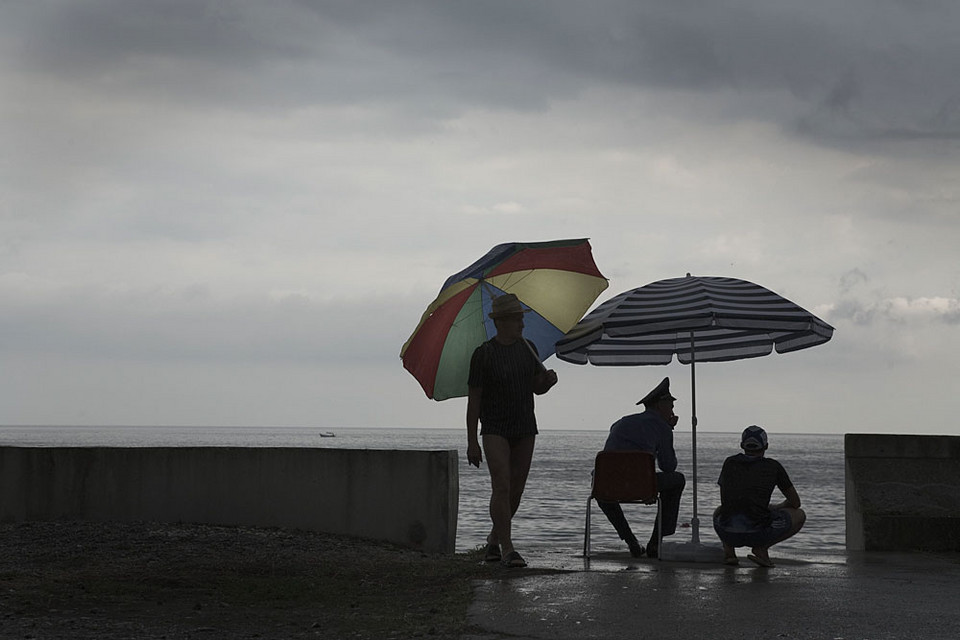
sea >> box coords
[0,426,845,557]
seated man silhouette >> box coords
[598,377,686,558]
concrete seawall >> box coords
[0,446,459,554]
[845,433,960,551]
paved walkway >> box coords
[466,548,960,639]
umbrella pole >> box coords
[658,331,722,562]
[521,336,548,373]
[689,331,700,544]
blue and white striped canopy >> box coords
[555,275,834,366]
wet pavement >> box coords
[465,547,960,639]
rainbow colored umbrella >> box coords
[401,239,608,400]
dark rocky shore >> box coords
[0,522,500,639]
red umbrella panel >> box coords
[400,239,608,401]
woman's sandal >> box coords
[500,550,527,568]
[483,543,502,563]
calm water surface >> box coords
[0,425,844,555]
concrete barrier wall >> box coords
[0,447,459,554]
[845,434,960,552]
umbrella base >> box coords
[659,540,725,563]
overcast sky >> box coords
[2,1,958,436]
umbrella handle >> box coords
[521,336,548,373]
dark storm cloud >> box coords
[9,0,960,143]
[18,2,282,68]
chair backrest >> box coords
[591,450,658,503]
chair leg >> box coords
[583,498,592,558]
[657,497,663,561]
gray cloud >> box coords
[830,298,882,326]
[829,295,960,326]
[0,283,415,365]
[839,268,869,294]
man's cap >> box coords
[488,293,532,319]
[637,377,676,406]
[741,425,768,451]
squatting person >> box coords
[712,425,806,567]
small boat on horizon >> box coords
[319,431,336,438]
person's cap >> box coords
[488,293,531,319]
[637,377,676,406]
[741,425,768,451]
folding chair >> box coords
[584,450,662,558]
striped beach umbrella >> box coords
[556,275,834,365]
[401,239,608,401]
[555,274,834,555]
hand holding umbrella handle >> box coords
[520,334,558,393]
[533,368,558,395]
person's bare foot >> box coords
[722,544,738,565]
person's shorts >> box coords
[712,510,793,548]
[479,426,538,439]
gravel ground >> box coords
[0,521,508,639]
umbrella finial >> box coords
[686,272,692,277]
